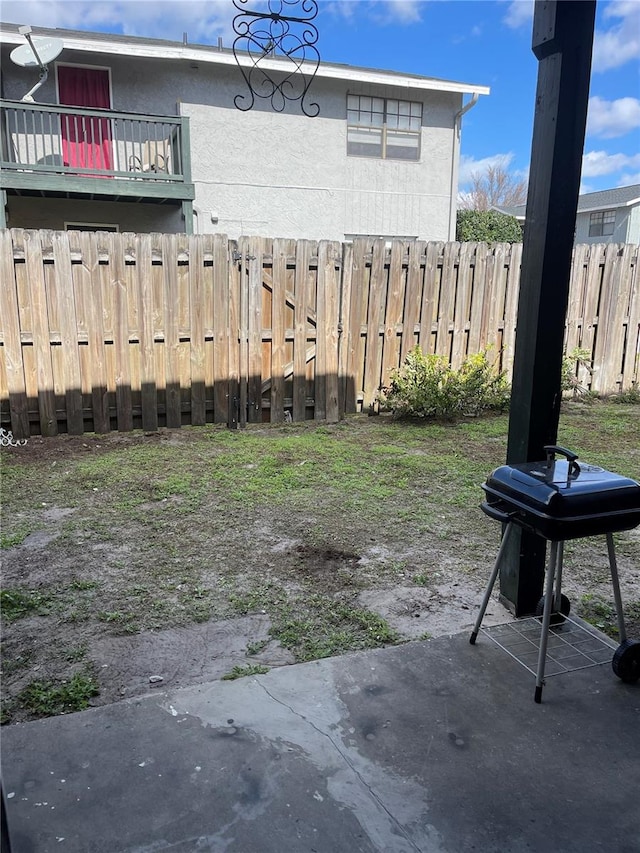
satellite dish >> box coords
[10,37,64,68]
[10,28,64,102]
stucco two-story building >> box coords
[0,22,488,240]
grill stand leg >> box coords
[470,523,515,645]
[553,541,564,612]
[534,540,561,703]
[606,532,627,644]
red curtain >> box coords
[58,66,112,172]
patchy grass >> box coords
[221,664,270,681]
[1,588,51,622]
[17,670,99,718]
[1,400,639,722]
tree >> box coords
[456,209,523,243]
[459,163,528,211]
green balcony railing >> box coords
[1,99,191,185]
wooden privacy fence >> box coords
[0,230,638,438]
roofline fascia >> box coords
[0,27,490,96]
[577,197,640,214]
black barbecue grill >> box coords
[470,445,640,702]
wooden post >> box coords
[501,0,596,615]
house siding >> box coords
[1,41,467,239]
[181,74,459,240]
[574,205,637,244]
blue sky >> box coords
[2,0,639,195]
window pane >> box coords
[386,130,420,160]
[348,126,383,157]
[602,211,615,235]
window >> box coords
[65,222,119,232]
[347,95,422,161]
[589,210,616,237]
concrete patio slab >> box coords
[2,630,639,853]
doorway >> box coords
[57,65,113,172]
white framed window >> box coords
[588,210,616,237]
[65,222,119,232]
[347,95,422,161]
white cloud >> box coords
[324,0,422,25]
[592,0,640,72]
[616,173,640,187]
[581,150,640,178]
[587,96,640,139]
[458,152,515,185]
[502,0,534,30]
[0,1,235,44]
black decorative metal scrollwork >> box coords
[232,0,320,117]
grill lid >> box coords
[482,445,640,539]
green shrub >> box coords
[562,347,592,397]
[379,347,510,420]
[610,383,640,405]
[456,210,523,243]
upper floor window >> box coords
[589,210,616,237]
[347,95,422,161]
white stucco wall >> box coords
[179,70,459,241]
[6,196,184,232]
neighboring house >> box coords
[0,22,488,240]
[493,184,640,244]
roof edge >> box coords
[0,23,490,96]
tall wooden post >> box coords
[500,0,596,614]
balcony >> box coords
[0,100,195,205]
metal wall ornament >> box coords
[232,0,320,117]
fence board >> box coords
[314,241,328,420]
[401,240,423,361]
[25,230,58,435]
[137,233,158,432]
[363,240,387,406]
[420,241,442,353]
[160,234,181,427]
[565,243,587,355]
[213,233,230,423]
[271,238,287,422]
[1,232,637,435]
[51,232,84,434]
[621,245,639,388]
[502,242,522,375]
[580,243,605,379]
[435,241,459,360]
[452,242,474,367]
[467,242,487,355]
[381,240,406,386]
[293,240,310,420]
[324,241,340,423]
[0,230,29,437]
[345,238,369,410]
[110,232,133,432]
[338,240,353,416]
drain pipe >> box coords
[449,93,480,240]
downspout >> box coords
[448,93,479,240]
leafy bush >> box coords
[562,347,592,397]
[379,347,510,420]
[610,383,640,405]
[456,210,523,243]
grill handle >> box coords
[544,445,580,477]
[481,501,517,524]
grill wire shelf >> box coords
[481,616,617,678]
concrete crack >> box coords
[256,678,423,853]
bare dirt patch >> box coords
[2,405,639,723]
